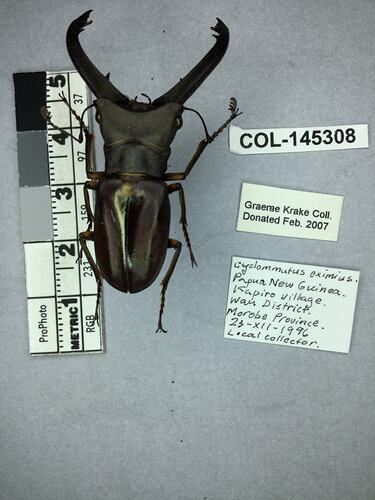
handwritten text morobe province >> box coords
[224,257,359,353]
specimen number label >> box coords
[229,124,368,154]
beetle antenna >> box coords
[78,103,95,141]
[183,106,210,141]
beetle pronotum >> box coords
[42,10,241,332]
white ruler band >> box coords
[25,71,103,355]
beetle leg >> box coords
[41,94,102,180]
[84,129,102,180]
[79,230,103,322]
[77,180,98,262]
[168,183,197,267]
[163,98,241,181]
[83,179,98,229]
[157,239,182,333]
[60,95,100,180]
[162,139,206,181]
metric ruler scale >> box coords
[14,70,104,355]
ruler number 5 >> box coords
[48,75,66,88]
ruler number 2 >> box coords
[58,243,75,257]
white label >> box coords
[229,124,368,154]
[24,242,55,297]
[28,298,57,354]
[237,183,343,241]
[224,257,360,353]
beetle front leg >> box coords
[168,183,197,267]
[162,139,206,181]
[65,108,102,181]
[84,129,104,180]
[79,230,103,321]
[41,94,102,181]
[54,92,100,180]
[163,97,241,181]
[157,239,182,333]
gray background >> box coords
[0,0,374,499]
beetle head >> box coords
[67,11,229,108]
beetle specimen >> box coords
[42,10,241,332]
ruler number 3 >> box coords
[55,187,72,200]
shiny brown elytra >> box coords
[42,10,241,332]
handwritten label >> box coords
[224,257,359,353]
[237,183,343,241]
[229,124,368,154]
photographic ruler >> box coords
[14,70,104,355]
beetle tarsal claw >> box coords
[40,106,51,121]
[156,324,167,334]
[58,91,67,102]
[95,281,102,324]
[190,255,198,268]
[156,285,168,333]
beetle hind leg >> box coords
[156,239,182,333]
[168,183,197,267]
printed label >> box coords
[229,124,368,154]
[224,257,360,353]
[237,183,343,241]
